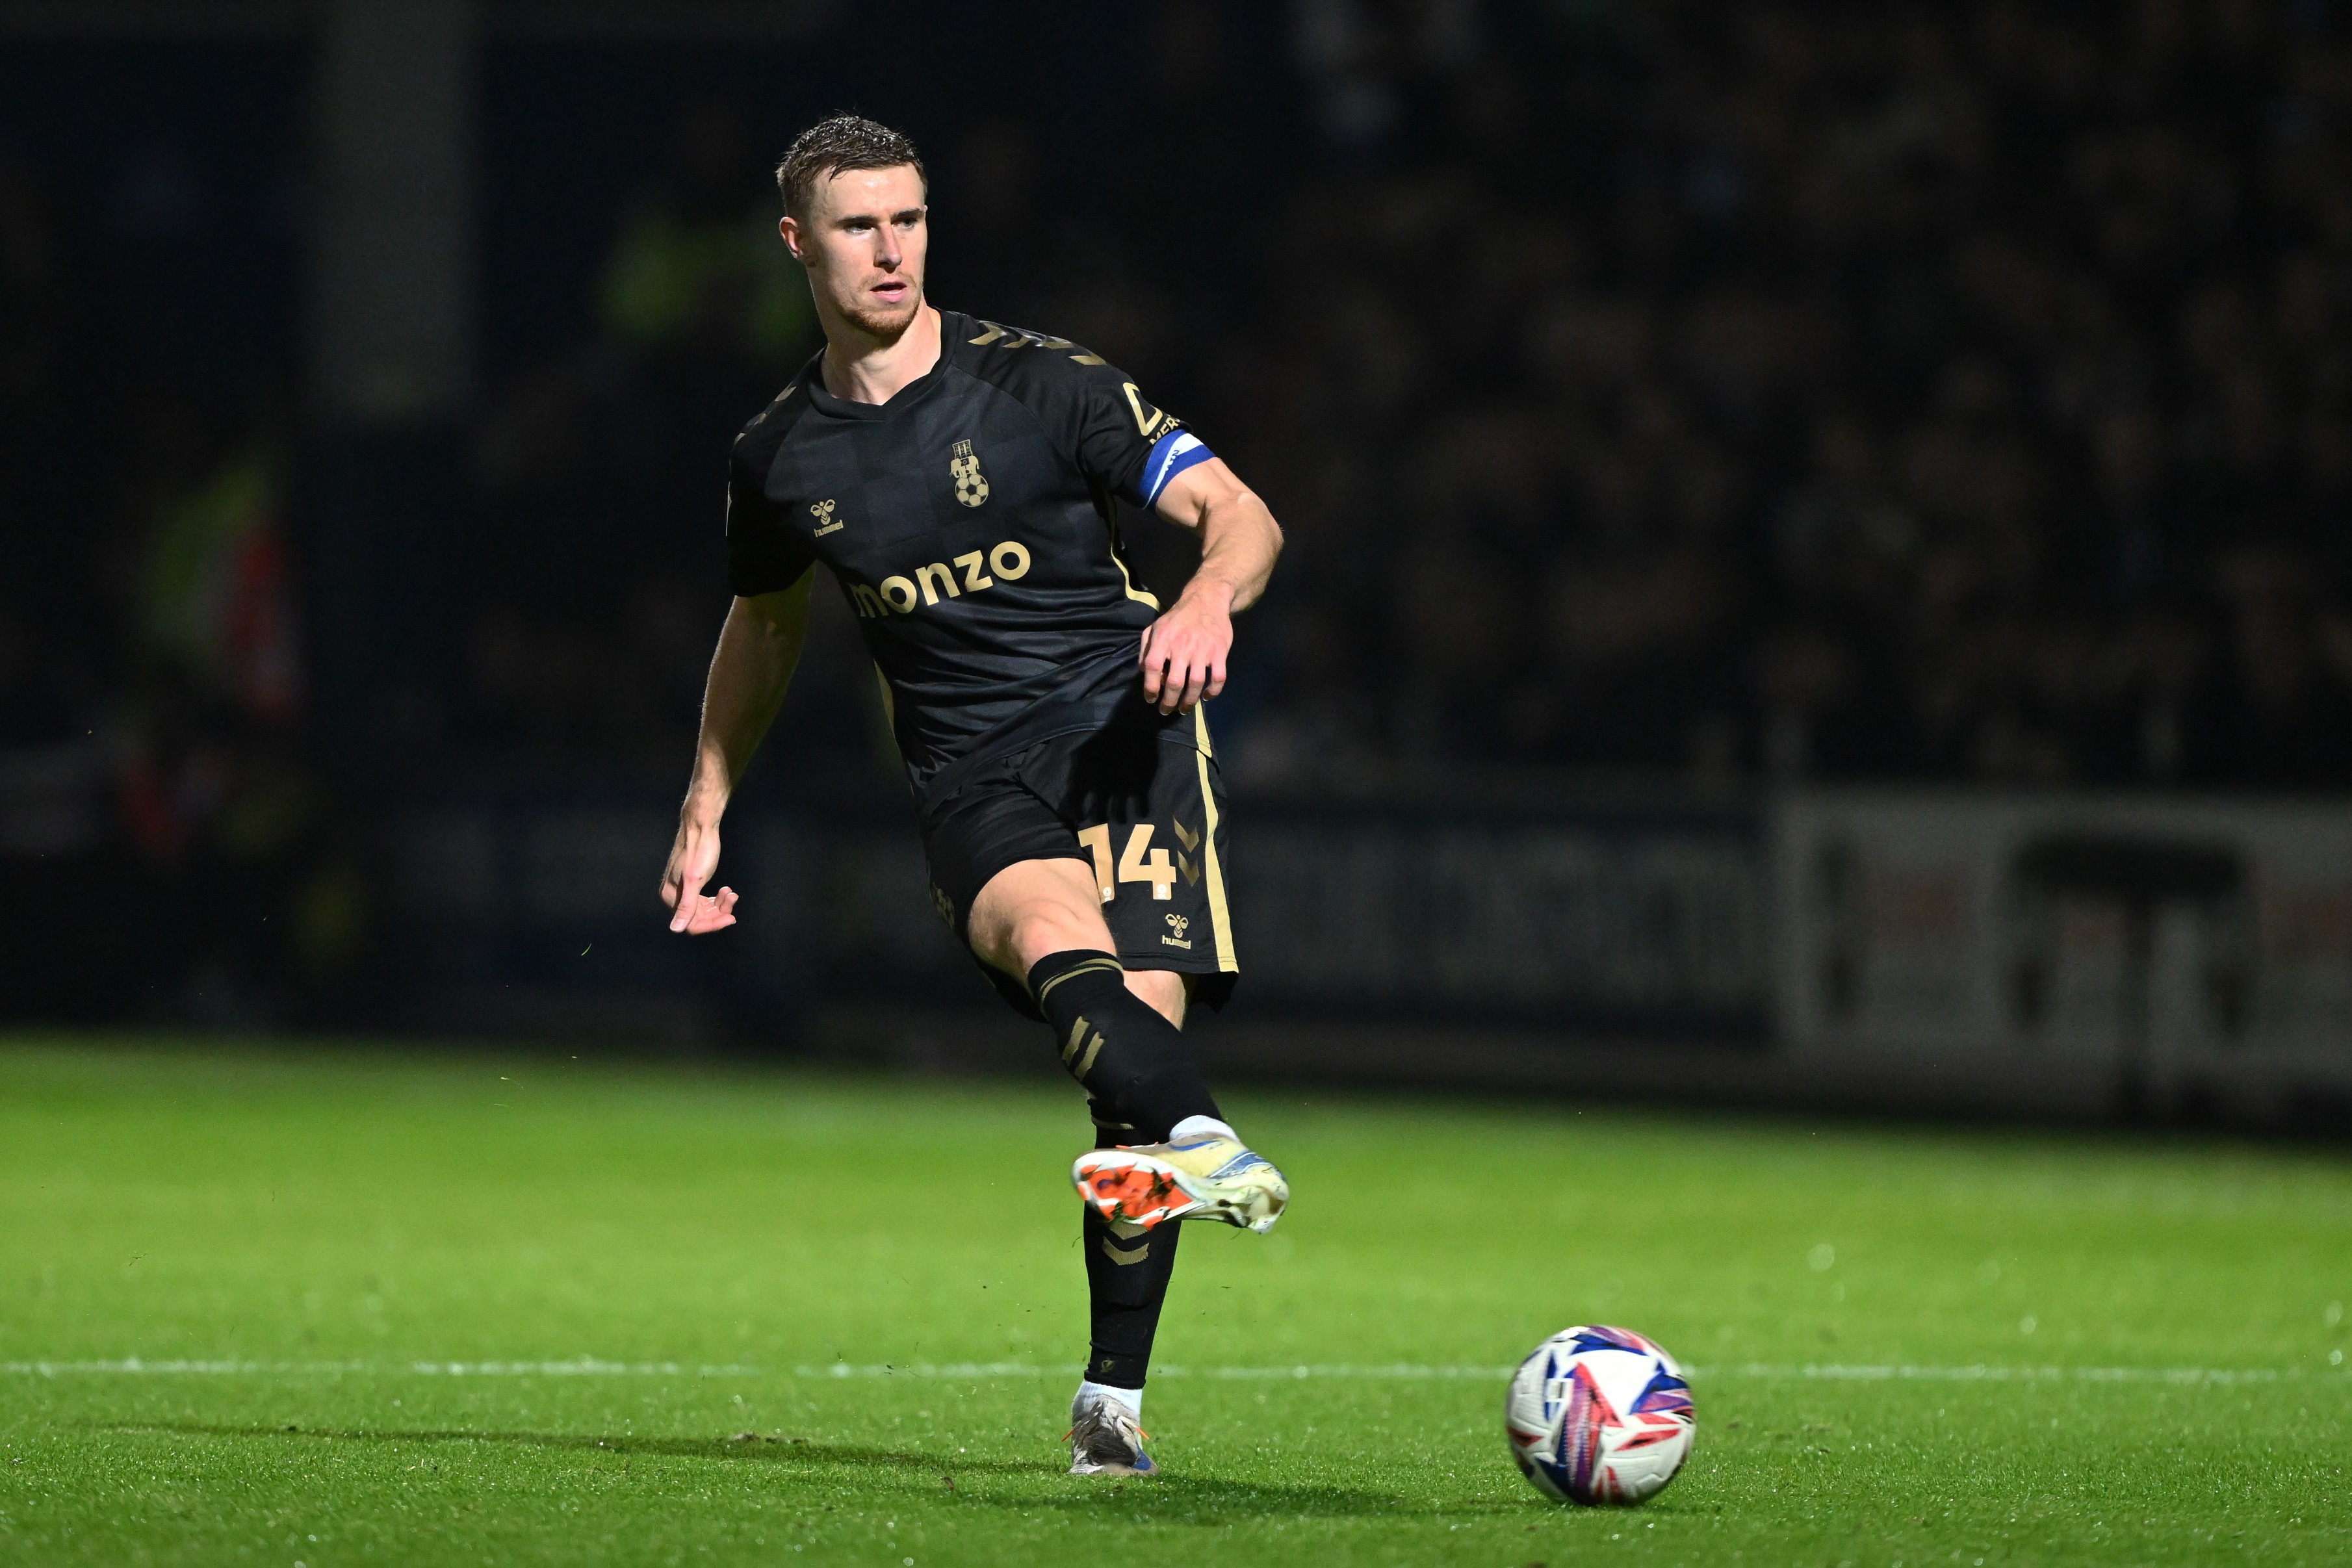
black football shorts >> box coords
[920,709,1240,1020]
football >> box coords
[1504,1325,1696,1505]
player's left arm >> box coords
[1139,457,1284,715]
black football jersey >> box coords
[725,310,1207,806]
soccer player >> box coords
[658,116,1288,1478]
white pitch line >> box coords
[0,1359,760,1378]
[409,1361,766,1378]
[800,1363,1519,1380]
[3,1358,2340,1385]
[1707,1363,2328,1387]
[806,1361,2341,1386]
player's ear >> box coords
[779,215,803,262]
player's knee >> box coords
[969,896,1096,975]
[969,859,1109,970]
[1123,967,1186,1029]
[1008,903,1107,970]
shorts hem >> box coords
[945,846,1094,945]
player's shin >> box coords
[1079,1200,1182,1396]
[1027,949,1219,1142]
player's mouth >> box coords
[870,277,910,304]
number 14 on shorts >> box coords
[1076,822,1189,901]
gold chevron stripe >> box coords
[1034,958,1124,1009]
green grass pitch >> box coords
[0,1039,2347,1566]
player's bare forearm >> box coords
[1157,457,1281,611]
[1139,458,1284,713]
[662,576,812,932]
[684,585,808,817]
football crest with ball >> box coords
[1504,1325,1696,1505]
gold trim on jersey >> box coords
[1191,706,1238,973]
[966,319,1107,366]
[1106,515,1161,611]
[1112,552,1161,611]
[1122,383,1171,439]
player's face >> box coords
[783,164,929,339]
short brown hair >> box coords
[775,115,927,219]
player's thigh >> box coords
[966,856,1116,977]
[966,861,1187,1027]
[920,767,1097,981]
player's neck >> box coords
[820,302,942,406]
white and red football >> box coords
[1504,1324,1696,1505]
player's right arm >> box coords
[660,570,814,934]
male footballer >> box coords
[659,116,1287,1478]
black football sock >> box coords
[1027,949,1220,1144]
[1080,1196,1182,1391]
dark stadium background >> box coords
[5,0,2351,1127]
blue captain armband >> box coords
[1128,430,1215,508]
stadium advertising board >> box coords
[1774,791,2352,1120]
[1230,805,1765,1031]
[392,793,1770,1038]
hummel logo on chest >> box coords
[811,498,843,535]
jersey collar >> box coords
[801,311,967,420]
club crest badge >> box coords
[950,439,990,508]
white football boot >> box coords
[1072,1131,1288,1234]
[1066,1388,1157,1476]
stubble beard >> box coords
[835,277,922,344]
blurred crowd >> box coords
[0,147,356,1020]
[1221,0,2352,788]
[7,0,2352,1022]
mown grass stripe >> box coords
[7,1357,2340,1385]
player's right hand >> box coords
[661,817,738,934]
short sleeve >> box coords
[959,320,1200,506]
[724,433,815,598]
[1122,429,1215,509]
[1064,359,1186,503]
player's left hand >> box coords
[662,814,740,934]
[1139,583,1234,715]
